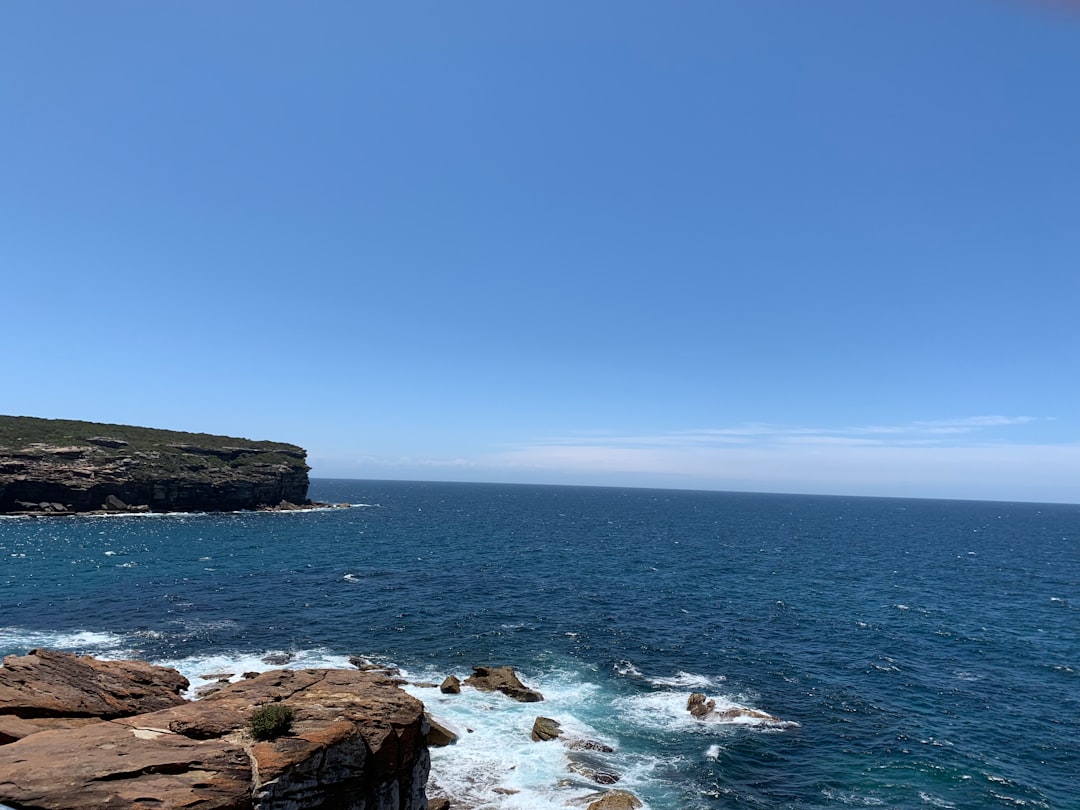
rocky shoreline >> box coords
[0,652,647,810]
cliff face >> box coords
[0,416,310,514]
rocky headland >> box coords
[0,649,430,810]
[0,416,312,515]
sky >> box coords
[2,1,1078,503]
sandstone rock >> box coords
[531,715,562,741]
[104,493,128,510]
[439,674,461,694]
[425,713,458,746]
[0,649,188,719]
[687,691,715,718]
[429,799,451,810]
[0,665,430,810]
[587,789,644,810]
[464,665,543,702]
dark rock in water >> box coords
[0,655,431,810]
[464,665,543,702]
[440,675,461,694]
[567,738,615,753]
[568,752,620,784]
[0,415,311,514]
[262,652,294,665]
[425,713,458,746]
[531,716,562,741]
[0,649,188,719]
[587,790,644,809]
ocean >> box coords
[1,480,1076,809]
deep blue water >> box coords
[1,480,1077,809]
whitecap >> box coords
[153,647,357,698]
[616,689,797,733]
[0,627,129,656]
[919,792,956,808]
[613,659,644,678]
[648,671,723,689]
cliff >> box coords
[0,650,430,810]
[0,416,310,515]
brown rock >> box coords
[0,649,188,719]
[464,665,543,702]
[587,789,644,810]
[687,691,715,718]
[531,715,562,741]
[440,674,462,694]
[429,799,451,810]
[0,663,431,810]
[425,713,458,746]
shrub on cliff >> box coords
[249,703,294,740]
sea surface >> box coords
[1,480,1077,809]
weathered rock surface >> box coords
[586,789,643,810]
[0,648,189,719]
[439,675,461,694]
[0,658,430,810]
[0,415,310,514]
[463,666,543,703]
[424,713,458,747]
[531,716,562,742]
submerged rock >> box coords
[568,751,620,785]
[464,665,544,702]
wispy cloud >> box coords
[527,416,1046,451]
[314,415,1075,503]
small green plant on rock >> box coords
[249,703,294,740]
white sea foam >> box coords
[613,659,644,678]
[820,787,886,806]
[616,689,797,732]
[152,647,357,698]
[919,791,956,808]
[647,671,723,689]
[0,627,130,657]
[399,665,659,809]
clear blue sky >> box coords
[3,2,1078,503]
